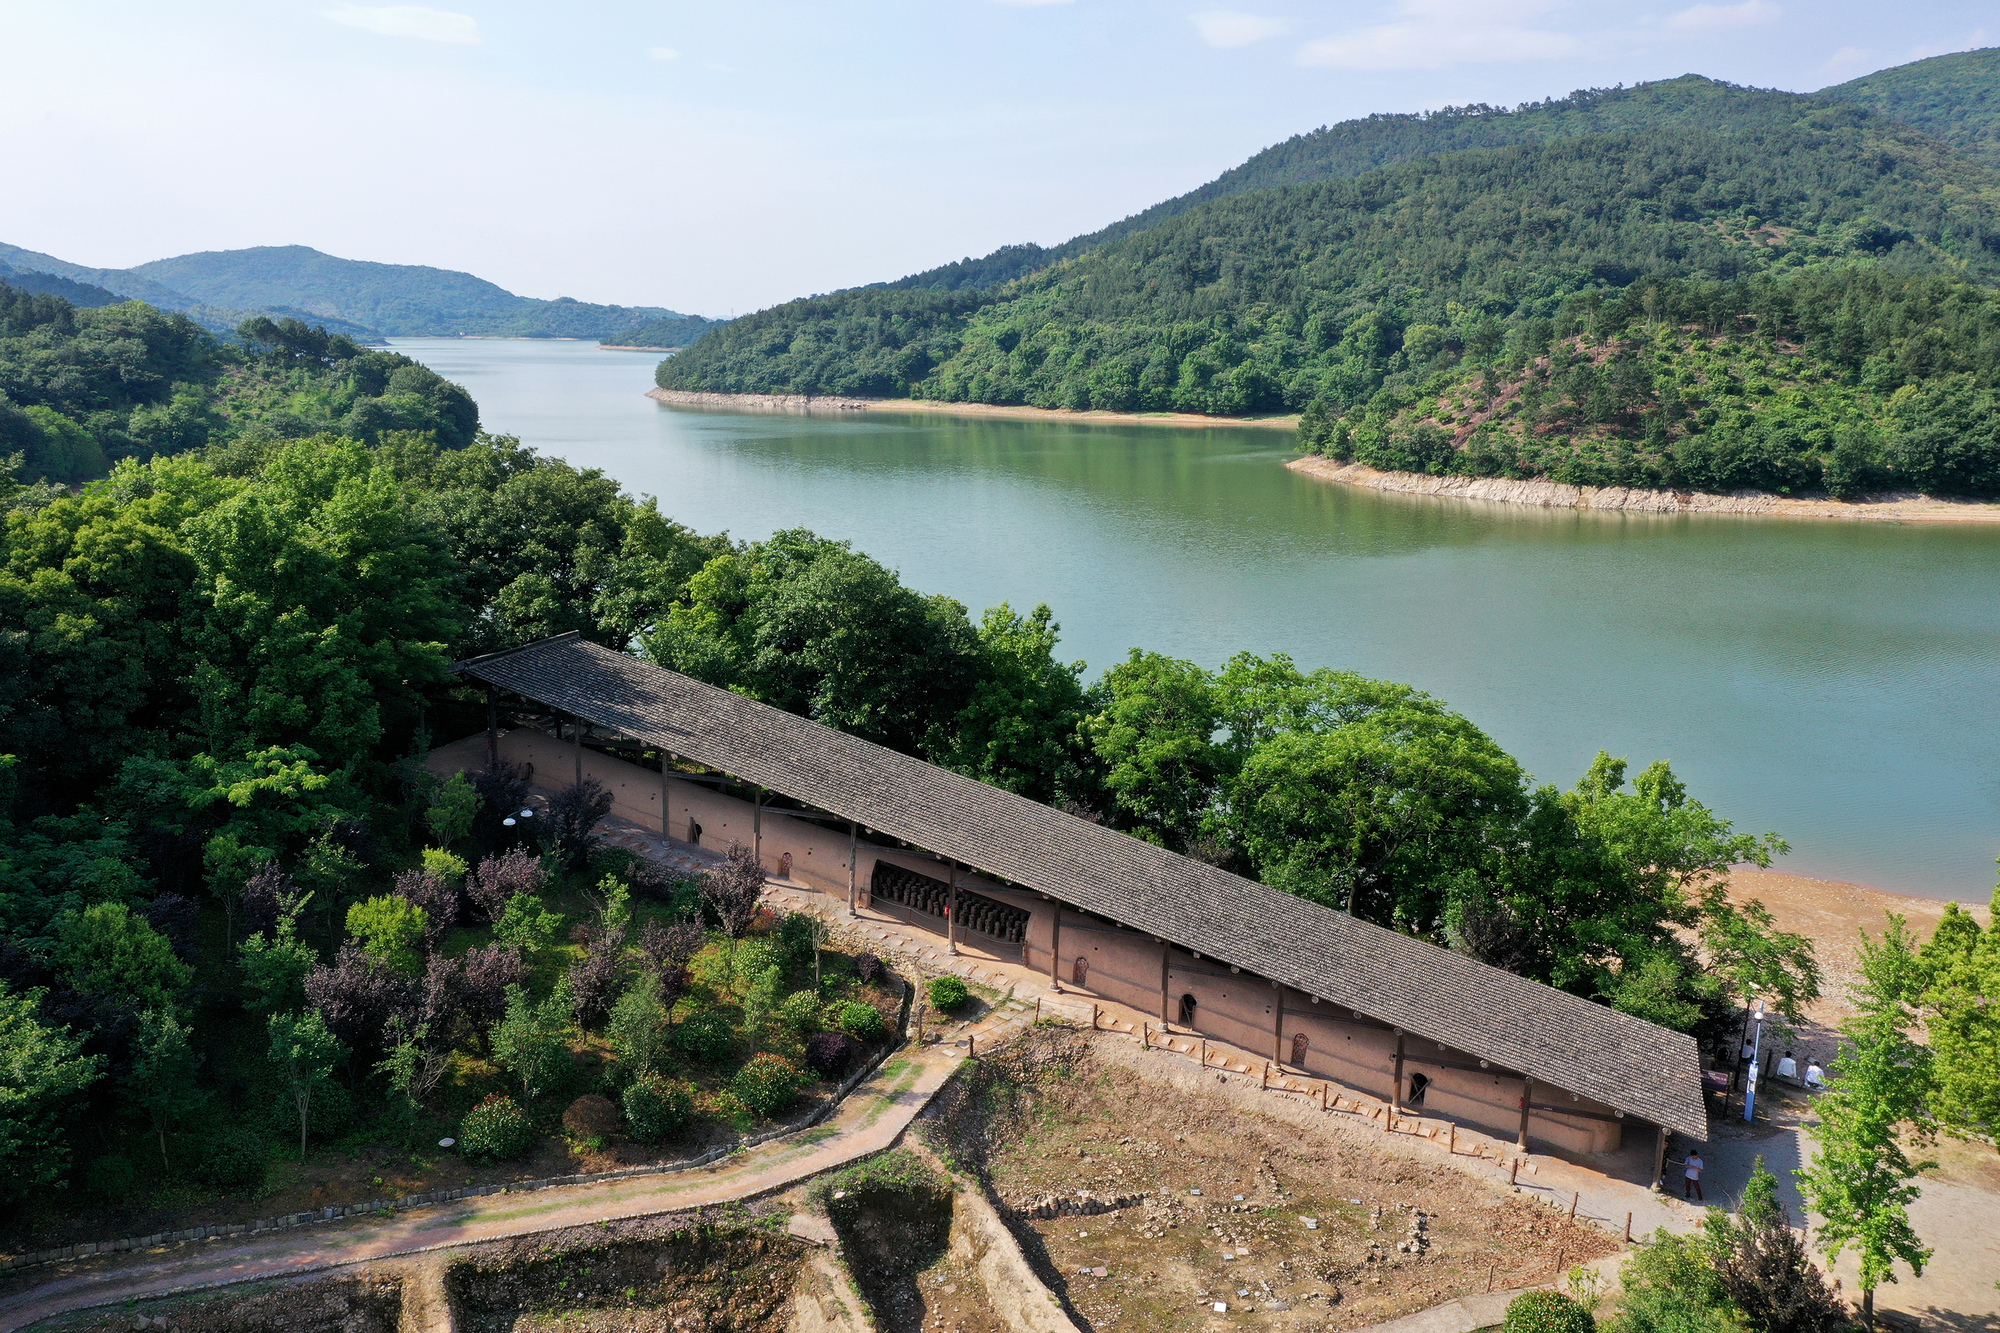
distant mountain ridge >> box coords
[0,242,708,341]
[877,50,2000,296]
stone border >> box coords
[0,977,916,1276]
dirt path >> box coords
[0,1045,965,1332]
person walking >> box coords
[1682,1149,1705,1201]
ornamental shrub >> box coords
[622,1075,697,1142]
[197,1128,268,1190]
[778,989,822,1034]
[836,1000,886,1041]
[674,1008,736,1064]
[854,953,884,985]
[459,1093,537,1160]
[731,1053,808,1119]
[927,976,969,1012]
[1504,1289,1595,1333]
[804,1031,857,1080]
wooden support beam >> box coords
[659,750,672,837]
[1392,1031,1406,1114]
[485,684,498,770]
[947,861,960,955]
[1273,980,1285,1065]
[847,820,858,916]
[1651,1125,1669,1191]
[1159,942,1171,1025]
[753,785,763,867]
[1518,1075,1534,1150]
[1050,903,1063,993]
[571,713,583,786]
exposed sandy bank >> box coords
[646,387,1298,429]
[1288,455,2000,523]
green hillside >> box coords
[0,282,478,485]
[883,75,1828,293]
[0,262,122,308]
[602,311,721,349]
[128,245,690,339]
[1821,47,2000,169]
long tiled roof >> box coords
[454,633,1705,1137]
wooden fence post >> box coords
[1262,1062,1269,1089]
[1448,1123,1457,1155]
[1510,1158,1520,1186]
[1090,1003,1098,1030]
[1625,1211,1633,1243]
[1321,1081,1329,1112]
[1570,1191,1579,1219]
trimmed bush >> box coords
[927,975,969,1012]
[732,1053,809,1119]
[197,1129,268,1190]
[459,1093,537,1161]
[674,1008,736,1064]
[622,1075,697,1142]
[836,1000,886,1041]
[1504,1290,1596,1333]
[804,1031,857,1080]
[778,989,822,1034]
[854,953,884,985]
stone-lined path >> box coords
[0,1044,961,1332]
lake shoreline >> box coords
[1288,455,2000,524]
[646,387,1300,430]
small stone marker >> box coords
[438,1138,455,1148]
[1213,1302,1229,1313]
[1094,1267,1108,1277]
[1223,1251,1235,1260]
[1190,1188,1203,1196]
[1303,1218,1319,1229]
[1234,1194,1245,1201]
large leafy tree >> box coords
[645,529,982,758]
[267,1009,345,1161]
[1080,650,1224,850]
[52,900,192,1014]
[0,988,103,1204]
[1921,884,2000,1154]
[1795,916,1934,1328]
[124,1009,205,1171]
[938,602,1092,804]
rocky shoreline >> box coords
[1287,455,2000,523]
[645,387,1296,427]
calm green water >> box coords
[393,338,2000,903]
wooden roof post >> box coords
[1159,942,1170,1025]
[1392,1030,1406,1113]
[1050,902,1063,993]
[485,684,497,770]
[847,821,858,917]
[1518,1075,1534,1150]
[660,751,671,836]
[1273,981,1285,1065]
[1651,1124,1668,1191]
[947,861,960,955]
[571,713,583,786]
[753,785,763,868]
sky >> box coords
[0,1,1992,316]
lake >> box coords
[392,337,2000,903]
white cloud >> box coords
[1192,10,1290,49]
[1665,0,1779,33]
[1819,45,1871,78]
[646,46,681,61]
[1297,0,1581,70]
[322,5,480,44]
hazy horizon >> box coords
[1,0,1992,317]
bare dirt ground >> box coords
[924,1029,1615,1333]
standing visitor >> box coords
[1683,1148,1705,1200]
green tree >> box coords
[1080,650,1223,849]
[0,988,103,1204]
[492,891,564,961]
[489,982,572,1102]
[606,972,672,1082]
[53,901,192,1013]
[426,771,480,847]
[266,1009,345,1161]
[239,905,318,1013]
[345,894,429,974]
[124,1009,206,1171]
[1922,882,2000,1153]
[1706,1157,1851,1333]
[940,602,1091,803]
[1795,916,1934,1328]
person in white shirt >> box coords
[1804,1058,1826,1089]
[1777,1050,1798,1083]
[1682,1150,1705,1201]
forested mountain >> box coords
[0,243,708,341]
[0,282,477,485]
[0,261,123,308]
[1823,47,2000,170]
[602,311,722,349]
[662,66,2000,496]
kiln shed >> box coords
[451,633,1707,1175]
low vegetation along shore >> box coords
[646,387,1297,429]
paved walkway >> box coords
[0,1043,963,1332]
